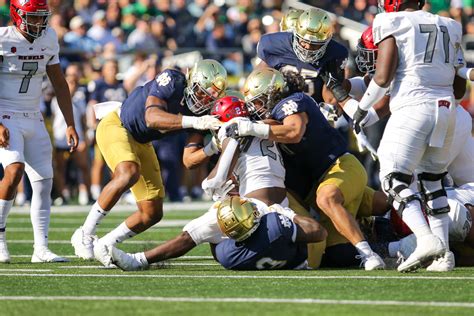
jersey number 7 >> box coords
[19,62,39,94]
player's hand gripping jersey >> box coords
[0,26,59,112]
[372,10,462,110]
[120,69,193,143]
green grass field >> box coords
[1,205,474,316]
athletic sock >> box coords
[0,199,14,239]
[355,241,373,257]
[401,201,432,238]
[100,222,137,246]
[83,201,108,236]
[30,179,53,250]
[428,214,450,251]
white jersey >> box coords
[217,124,286,197]
[0,26,60,113]
[373,11,462,110]
[446,184,474,242]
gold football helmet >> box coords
[242,68,286,119]
[184,59,228,115]
[293,8,333,63]
[217,197,260,242]
[280,8,303,32]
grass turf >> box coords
[1,209,474,316]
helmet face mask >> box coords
[243,68,285,120]
[10,0,51,39]
[216,197,260,242]
[292,8,332,64]
[184,59,227,115]
[378,0,425,12]
[355,26,378,74]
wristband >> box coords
[457,67,473,81]
[181,116,197,129]
[203,141,216,157]
[342,99,359,117]
[251,123,270,139]
[358,80,388,111]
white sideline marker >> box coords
[0,269,52,272]
[1,273,474,281]
[0,296,473,308]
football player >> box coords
[112,196,326,271]
[344,0,463,272]
[71,60,227,267]
[226,68,385,270]
[0,0,79,263]
[107,96,326,270]
[257,7,347,103]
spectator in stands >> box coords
[127,19,158,52]
[64,16,100,54]
[87,10,118,47]
[74,0,99,25]
[52,64,91,205]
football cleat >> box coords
[31,247,70,263]
[110,247,149,271]
[358,252,386,271]
[93,239,116,268]
[0,241,11,263]
[426,251,455,272]
[71,226,97,260]
[397,234,445,273]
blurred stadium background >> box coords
[0,0,473,206]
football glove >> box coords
[352,107,368,134]
[202,178,235,202]
[182,115,222,130]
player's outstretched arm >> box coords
[183,132,217,169]
[269,113,308,144]
[293,215,327,243]
[144,231,197,264]
[47,63,79,152]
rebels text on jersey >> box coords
[271,92,347,199]
[372,10,462,109]
[89,79,128,104]
[215,212,308,270]
[0,26,59,112]
[120,69,193,143]
[257,32,348,102]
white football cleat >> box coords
[397,234,445,273]
[398,234,417,259]
[360,252,386,271]
[31,247,70,263]
[111,247,149,271]
[0,242,11,263]
[93,239,116,268]
[71,227,97,260]
[426,251,455,272]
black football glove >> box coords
[353,107,368,134]
[320,70,349,103]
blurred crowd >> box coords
[1,0,473,205]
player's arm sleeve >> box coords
[47,28,60,66]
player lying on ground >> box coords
[111,196,326,271]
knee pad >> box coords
[418,172,450,215]
[382,172,421,217]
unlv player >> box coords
[0,0,79,263]
[346,0,463,272]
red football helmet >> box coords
[355,26,378,74]
[10,0,51,39]
[211,96,249,122]
[378,0,425,13]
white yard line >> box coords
[0,269,52,272]
[8,240,166,244]
[1,272,474,281]
[0,295,472,308]
[9,255,214,260]
[10,202,213,214]
[8,219,190,227]
[60,263,220,269]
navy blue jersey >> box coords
[89,79,128,103]
[120,69,193,143]
[271,93,347,198]
[257,32,348,103]
[215,213,307,270]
